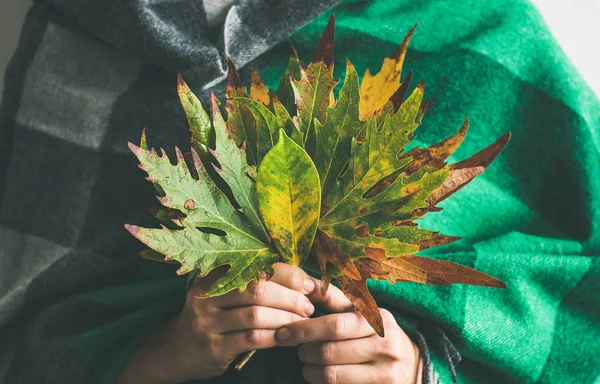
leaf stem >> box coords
[234,350,257,370]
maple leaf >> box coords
[177,73,213,156]
[224,57,260,165]
[274,47,302,114]
[291,17,509,336]
[126,15,510,342]
[125,89,277,296]
[290,15,338,143]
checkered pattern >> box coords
[1,0,599,383]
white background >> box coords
[1,0,599,100]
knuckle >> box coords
[248,281,266,302]
[244,306,261,326]
[330,316,347,337]
[243,329,262,345]
[319,342,336,364]
[323,365,339,384]
[291,273,304,291]
[380,308,395,324]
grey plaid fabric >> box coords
[0,0,450,382]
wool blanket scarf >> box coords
[1,0,598,383]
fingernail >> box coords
[305,300,315,316]
[276,328,291,341]
[304,277,315,293]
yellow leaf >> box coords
[359,24,417,120]
[256,130,321,266]
[249,67,271,106]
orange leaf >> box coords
[417,232,461,250]
[358,256,506,288]
[454,132,511,170]
[401,116,469,176]
[314,230,361,288]
[338,273,385,337]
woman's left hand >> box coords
[275,282,423,384]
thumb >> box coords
[306,276,354,313]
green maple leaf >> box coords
[290,15,338,143]
[313,59,364,194]
[125,90,277,296]
[280,18,509,336]
[274,47,302,114]
[177,73,213,157]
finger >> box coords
[302,364,379,384]
[306,278,353,313]
[216,306,306,333]
[211,280,315,316]
[276,312,376,345]
[220,329,278,356]
[298,337,381,365]
[270,263,316,294]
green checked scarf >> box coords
[1,0,599,383]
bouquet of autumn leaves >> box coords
[126,16,509,341]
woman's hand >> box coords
[279,284,423,384]
[117,263,316,384]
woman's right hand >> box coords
[117,263,317,384]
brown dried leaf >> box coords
[389,69,413,112]
[338,273,385,337]
[454,132,512,170]
[320,275,333,297]
[225,56,246,98]
[313,230,361,286]
[417,233,461,250]
[427,166,484,205]
[412,166,484,217]
[401,116,469,176]
[358,256,505,287]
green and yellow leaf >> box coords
[177,74,213,156]
[291,14,338,142]
[256,130,321,266]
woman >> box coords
[1,0,598,383]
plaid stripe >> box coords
[1,0,599,383]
